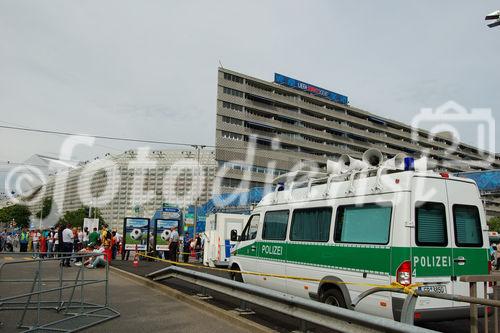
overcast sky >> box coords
[1,0,499,192]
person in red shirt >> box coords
[40,231,47,258]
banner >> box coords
[155,219,179,251]
[123,217,150,251]
[83,218,99,232]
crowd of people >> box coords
[2,224,206,266]
[149,227,204,263]
[180,230,204,263]
[0,224,123,269]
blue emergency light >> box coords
[404,157,415,171]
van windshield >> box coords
[241,215,260,241]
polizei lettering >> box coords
[413,256,452,268]
[261,244,283,256]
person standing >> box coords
[19,228,29,252]
[77,227,84,252]
[5,233,13,252]
[111,231,118,260]
[0,229,5,252]
[496,244,500,270]
[195,233,203,262]
[100,224,112,263]
[168,227,179,262]
[182,232,191,263]
[47,228,55,257]
[32,229,41,258]
[61,224,74,267]
[83,227,89,248]
[13,232,19,250]
[89,227,99,246]
[57,226,63,256]
[55,227,61,256]
[100,224,110,248]
[39,231,47,259]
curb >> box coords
[109,266,277,333]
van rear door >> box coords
[411,176,454,310]
[445,179,489,306]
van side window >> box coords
[334,203,392,245]
[241,215,260,241]
[416,202,447,246]
[262,210,289,240]
[290,207,332,242]
[453,205,482,247]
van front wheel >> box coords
[230,265,244,283]
[322,288,346,308]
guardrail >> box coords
[351,275,499,333]
[0,252,120,332]
[147,265,438,333]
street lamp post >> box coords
[191,145,205,238]
[486,10,500,28]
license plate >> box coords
[418,284,447,294]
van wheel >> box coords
[230,266,244,283]
[322,288,346,308]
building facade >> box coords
[26,149,216,230]
[215,68,500,216]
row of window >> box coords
[219,161,288,177]
[221,131,244,141]
[219,127,365,157]
[223,73,244,84]
[220,177,265,189]
[223,87,244,98]
[222,116,243,126]
[222,101,244,112]
[241,202,482,247]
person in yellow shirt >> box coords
[27,231,33,252]
[101,224,110,248]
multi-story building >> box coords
[215,68,500,215]
[26,149,216,230]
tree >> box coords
[57,206,105,229]
[35,197,53,219]
[0,204,32,228]
[488,216,500,233]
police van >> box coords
[229,149,492,322]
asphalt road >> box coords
[112,259,500,333]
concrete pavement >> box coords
[0,255,260,333]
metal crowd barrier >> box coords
[147,265,437,333]
[0,252,120,332]
[352,275,499,333]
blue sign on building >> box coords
[162,207,180,213]
[274,73,348,105]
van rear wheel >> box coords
[322,288,346,308]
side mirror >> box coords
[230,229,238,241]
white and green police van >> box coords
[229,153,492,322]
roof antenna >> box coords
[219,60,224,68]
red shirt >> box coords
[40,236,47,252]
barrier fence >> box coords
[0,252,119,332]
